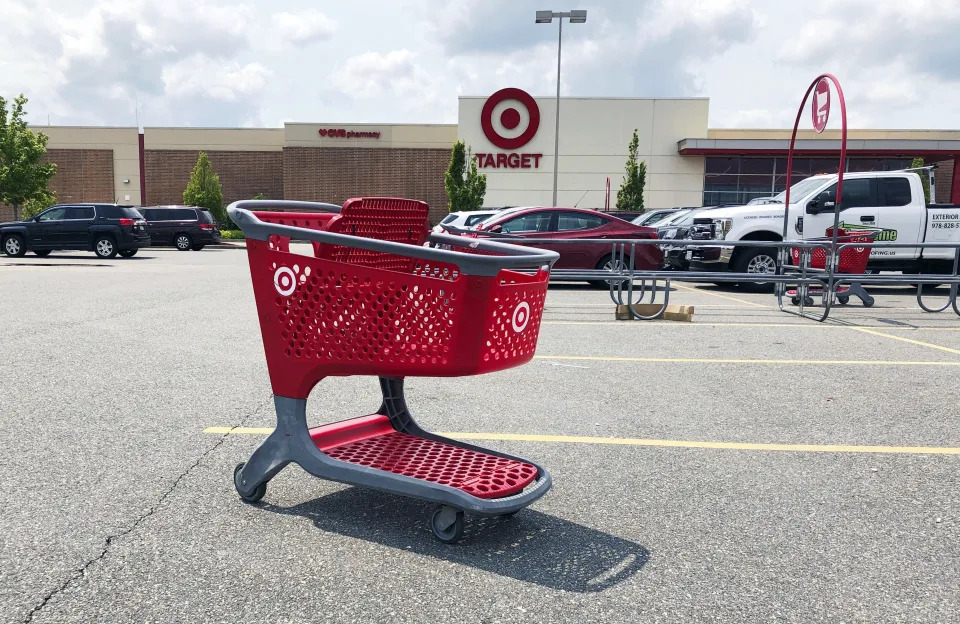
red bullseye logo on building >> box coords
[274,266,297,296]
[477,88,543,169]
[481,88,540,150]
[511,301,531,333]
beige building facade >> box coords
[10,92,956,224]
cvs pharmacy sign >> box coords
[475,88,542,169]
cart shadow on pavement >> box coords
[263,488,650,593]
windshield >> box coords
[771,177,827,204]
[632,211,670,226]
[657,210,691,226]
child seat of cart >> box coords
[253,197,432,271]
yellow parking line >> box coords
[671,283,768,308]
[849,327,960,355]
[203,427,960,455]
[541,321,960,331]
[534,355,960,366]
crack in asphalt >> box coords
[21,396,272,623]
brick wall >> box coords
[282,147,451,224]
[1,149,113,221]
[144,150,283,206]
[933,159,954,204]
[45,149,115,204]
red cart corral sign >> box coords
[812,78,830,133]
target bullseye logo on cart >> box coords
[511,301,531,333]
[274,266,297,296]
[476,88,543,169]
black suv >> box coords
[139,206,221,251]
[1,204,151,259]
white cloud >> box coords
[162,56,271,101]
[269,10,336,44]
[2,0,960,130]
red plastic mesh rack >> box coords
[790,228,877,273]
[230,197,558,541]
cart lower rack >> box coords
[229,198,559,543]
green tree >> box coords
[444,140,487,213]
[911,156,930,204]
[252,192,265,200]
[183,152,225,225]
[616,128,646,212]
[21,190,57,218]
[0,94,57,220]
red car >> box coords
[474,207,663,284]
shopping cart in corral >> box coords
[786,228,877,307]
[228,197,559,543]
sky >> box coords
[2,0,959,130]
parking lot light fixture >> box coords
[535,9,587,206]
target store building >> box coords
[12,88,959,225]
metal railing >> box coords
[451,233,960,322]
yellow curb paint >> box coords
[533,355,960,366]
[848,326,960,355]
[671,283,768,308]
[204,427,960,455]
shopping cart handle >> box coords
[227,203,559,277]
[229,199,341,215]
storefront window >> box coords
[705,156,918,206]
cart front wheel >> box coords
[430,507,464,544]
[233,462,266,503]
[837,295,850,305]
[863,297,875,308]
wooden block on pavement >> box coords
[615,303,695,322]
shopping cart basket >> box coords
[228,198,560,543]
[787,228,877,307]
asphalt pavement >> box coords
[1,246,958,623]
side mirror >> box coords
[806,199,820,215]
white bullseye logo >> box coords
[512,301,531,333]
[274,266,296,296]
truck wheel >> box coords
[732,248,778,292]
[3,234,26,257]
[94,236,118,259]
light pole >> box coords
[536,9,586,206]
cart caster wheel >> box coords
[837,295,850,305]
[430,507,464,544]
[790,296,800,305]
[233,462,266,503]
[804,296,815,307]
[863,297,875,308]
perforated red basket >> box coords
[242,198,551,398]
[791,228,876,274]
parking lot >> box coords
[2,246,958,623]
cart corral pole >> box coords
[605,176,610,210]
[779,74,848,278]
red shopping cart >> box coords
[228,198,559,543]
[787,228,877,307]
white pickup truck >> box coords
[686,170,960,286]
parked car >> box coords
[473,206,662,285]
[599,210,645,221]
[139,205,221,250]
[432,210,499,234]
[1,204,150,259]
[632,209,683,227]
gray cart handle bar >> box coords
[227,200,559,277]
